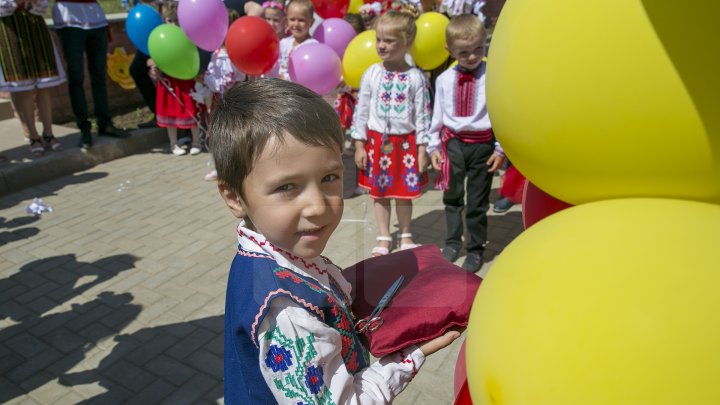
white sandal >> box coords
[371,236,393,257]
[398,233,420,250]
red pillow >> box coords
[343,244,482,357]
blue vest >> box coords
[224,247,370,404]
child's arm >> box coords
[258,298,427,404]
[413,73,432,147]
[351,68,373,169]
[428,75,445,171]
[486,140,505,172]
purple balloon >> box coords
[289,43,342,96]
[178,0,229,52]
[312,18,357,59]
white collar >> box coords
[236,221,353,299]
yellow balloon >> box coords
[410,12,449,70]
[348,0,363,14]
[342,29,381,89]
[466,198,720,404]
[487,0,720,205]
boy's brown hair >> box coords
[209,79,344,195]
[287,0,314,16]
[446,14,486,48]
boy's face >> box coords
[220,134,344,259]
[264,8,287,38]
[448,36,485,71]
[287,4,314,40]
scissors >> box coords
[355,275,404,334]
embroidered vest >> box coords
[224,247,370,404]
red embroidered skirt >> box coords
[358,129,428,199]
[156,76,205,129]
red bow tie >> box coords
[457,69,478,86]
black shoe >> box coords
[462,252,484,273]
[137,118,157,128]
[493,197,515,213]
[98,124,131,138]
[77,129,92,149]
[442,245,460,262]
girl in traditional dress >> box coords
[0,0,66,158]
[276,0,316,81]
[351,7,431,256]
[151,1,205,156]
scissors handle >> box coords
[354,275,404,334]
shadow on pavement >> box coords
[59,315,224,404]
[0,171,109,210]
[0,254,140,402]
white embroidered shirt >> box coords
[350,63,431,144]
[237,224,426,404]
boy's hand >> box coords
[417,145,429,174]
[354,141,367,169]
[417,328,463,357]
[430,151,443,171]
[487,153,505,173]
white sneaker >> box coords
[190,145,202,155]
[172,144,187,156]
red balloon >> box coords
[521,181,574,229]
[225,16,279,75]
[311,0,349,19]
[454,340,473,405]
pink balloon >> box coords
[312,18,357,58]
[178,0,228,52]
[288,43,342,95]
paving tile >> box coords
[184,349,223,379]
[41,327,87,354]
[7,347,62,384]
[0,376,26,404]
[4,332,49,358]
[144,354,196,386]
[101,359,154,393]
[165,327,216,361]
[125,335,179,367]
[159,372,216,405]
[130,378,176,403]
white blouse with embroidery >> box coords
[350,63,431,144]
[277,36,318,81]
[51,1,107,30]
[237,224,426,404]
[0,0,48,16]
[203,48,245,94]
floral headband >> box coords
[359,2,382,16]
[262,1,284,10]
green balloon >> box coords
[148,24,199,80]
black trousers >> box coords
[443,138,495,254]
[56,26,111,131]
[129,51,156,114]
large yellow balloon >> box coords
[487,0,720,205]
[410,12,449,70]
[466,198,720,404]
[342,29,381,89]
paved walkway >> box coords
[0,120,524,404]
